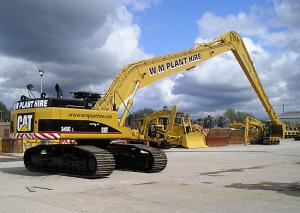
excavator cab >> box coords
[148,123,157,138]
[255,123,283,145]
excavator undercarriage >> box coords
[24,143,167,178]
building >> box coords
[280,112,300,125]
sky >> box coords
[0,0,299,119]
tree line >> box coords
[130,107,253,123]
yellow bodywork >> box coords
[11,107,139,141]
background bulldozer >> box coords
[139,106,207,149]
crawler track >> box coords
[250,139,280,145]
[23,144,167,178]
[108,144,168,173]
[24,145,115,178]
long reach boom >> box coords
[93,31,281,126]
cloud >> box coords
[0,1,150,107]
[122,0,160,11]
[134,0,299,119]
[0,0,120,63]
[274,0,300,28]
[196,12,267,40]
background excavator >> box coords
[11,31,284,178]
[243,117,281,145]
[139,106,207,149]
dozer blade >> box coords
[182,132,207,148]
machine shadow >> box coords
[0,166,49,176]
[200,166,267,176]
[0,166,109,179]
[0,157,23,162]
[164,150,268,153]
[226,181,300,197]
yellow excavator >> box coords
[139,106,207,148]
[11,31,283,178]
[243,117,281,145]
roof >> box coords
[280,111,300,119]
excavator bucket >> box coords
[270,124,284,138]
[182,131,207,148]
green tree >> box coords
[131,108,155,120]
[126,108,155,128]
[223,108,236,121]
[223,108,253,123]
[0,101,11,122]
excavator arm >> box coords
[140,106,177,136]
[93,31,280,127]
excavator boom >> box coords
[94,31,281,127]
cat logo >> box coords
[17,113,34,133]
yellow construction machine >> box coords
[243,117,281,145]
[230,121,244,130]
[139,106,207,148]
[284,124,299,139]
[11,31,283,178]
